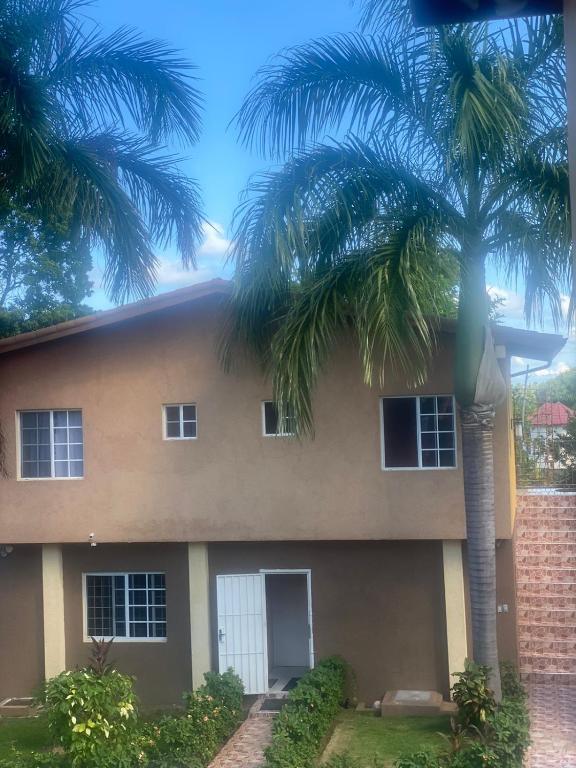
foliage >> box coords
[43,668,139,768]
[500,663,527,702]
[0,0,204,303]
[451,662,496,730]
[264,656,347,768]
[0,750,68,768]
[558,417,576,468]
[142,669,244,768]
[537,368,576,409]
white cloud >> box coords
[534,361,571,377]
[156,220,231,288]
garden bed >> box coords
[322,711,451,766]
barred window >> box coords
[20,410,83,478]
[85,573,166,640]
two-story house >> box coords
[0,279,566,706]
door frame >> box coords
[260,568,315,672]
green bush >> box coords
[0,750,68,768]
[143,669,244,768]
[392,663,529,768]
[264,656,347,768]
[451,662,496,730]
[43,668,140,768]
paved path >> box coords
[208,715,274,768]
[525,682,576,767]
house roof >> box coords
[0,277,567,364]
[531,402,575,427]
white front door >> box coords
[216,574,268,695]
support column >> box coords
[42,544,66,680]
[442,540,468,690]
[188,543,212,690]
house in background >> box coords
[0,280,566,706]
[530,402,575,469]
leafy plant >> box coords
[264,656,347,768]
[43,668,139,768]
[451,662,496,731]
[88,637,115,677]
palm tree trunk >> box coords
[456,253,502,700]
[460,403,502,701]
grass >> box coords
[323,711,451,766]
[0,716,53,759]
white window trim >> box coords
[82,572,167,644]
[16,409,84,481]
[380,394,458,471]
[162,403,198,441]
[261,400,295,437]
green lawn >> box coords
[323,711,451,766]
[0,716,53,759]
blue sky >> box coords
[87,0,574,376]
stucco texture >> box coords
[0,295,514,544]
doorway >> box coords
[216,569,314,695]
[265,572,311,692]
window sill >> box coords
[17,476,84,482]
[381,466,458,472]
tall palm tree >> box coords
[0,0,204,302]
[224,3,572,697]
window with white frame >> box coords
[85,573,166,640]
[263,401,296,436]
[381,395,456,469]
[163,404,197,439]
[19,410,83,478]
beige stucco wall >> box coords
[0,545,44,699]
[209,541,451,701]
[0,295,513,543]
[62,543,192,706]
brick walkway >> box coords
[525,683,576,768]
[208,715,274,768]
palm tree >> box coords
[0,0,204,302]
[224,3,572,697]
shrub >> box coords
[143,669,244,768]
[451,662,496,731]
[0,751,68,768]
[43,668,140,768]
[264,656,347,768]
[500,662,526,702]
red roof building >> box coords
[531,402,575,428]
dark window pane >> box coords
[54,461,69,478]
[420,414,436,432]
[182,405,196,421]
[69,427,83,443]
[421,450,438,467]
[421,432,437,449]
[70,461,83,478]
[437,415,454,432]
[21,413,38,428]
[39,445,51,461]
[68,411,82,427]
[439,450,456,467]
[165,406,180,422]
[129,606,147,622]
[54,445,68,461]
[115,621,126,637]
[38,429,50,445]
[53,411,68,427]
[131,623,148,638]
[439,432,454,449]
[23,445,38,462]
[419,397,436,414]
[166,421,180,438]
[38,461,51,477]
[70,444,83,460]
[86,575,114,636]
[182,421,196,438]
[21,429,37,445]
[437,397,453,414]
[37,412,50,428]
[53,428,68,444]
[264,402,279,435]
[22,461,38,478]
[382,398,418,468]
[152,623,167,638]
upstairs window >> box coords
[263,401,296,436]
[381,396,456,469]
[163,404,197,439]
[84,572,166,640]
[19,410,83,479]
